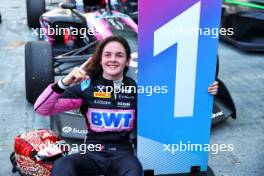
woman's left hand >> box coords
[208,81,219,95]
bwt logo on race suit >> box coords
[87,108,135,132]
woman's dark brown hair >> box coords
[86,36,131,79]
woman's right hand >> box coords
[62,59,90,86]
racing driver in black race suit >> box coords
[34,36,142,176]
[34,36,219,176]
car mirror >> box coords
[59,2,76,10]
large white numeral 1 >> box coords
[154,1,201,118]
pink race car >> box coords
[25,0,138,104]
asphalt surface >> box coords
[0,0,263,176]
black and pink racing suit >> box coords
[34,76,143,176]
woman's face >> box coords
[100,41,129,80]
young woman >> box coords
[34,36,218,176]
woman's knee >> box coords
[115,156,143,176]
[51,156,76,176]
[128,160,143,176]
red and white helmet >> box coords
[10,129,68,176]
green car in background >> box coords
[221,0,264,51]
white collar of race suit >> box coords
[113,77,123,99]
[113,76,123,86]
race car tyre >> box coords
[26,0,45,28]
[25,41,54,104]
